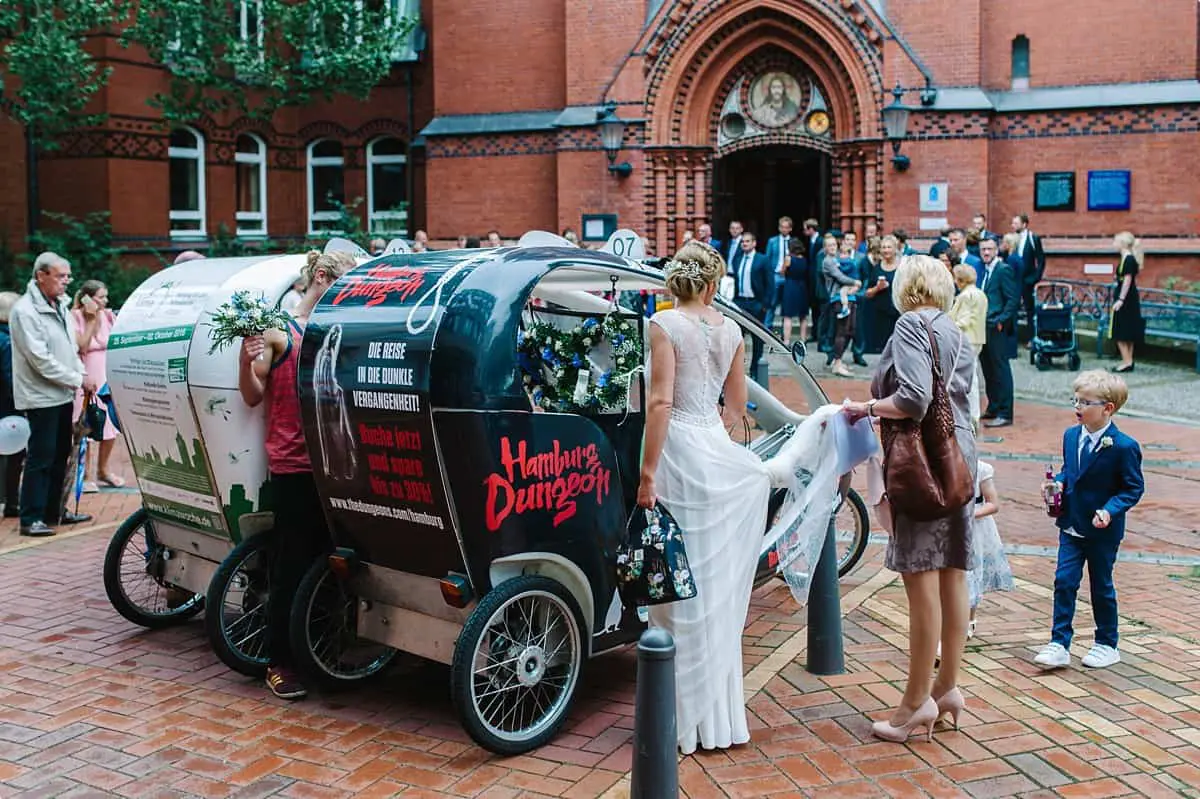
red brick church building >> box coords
[2,0,1198,278]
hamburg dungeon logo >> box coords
[332,265,426,307]
[484,436,612,531]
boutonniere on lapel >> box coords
[1098,436,1114,451]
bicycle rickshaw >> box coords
[286,233,869,754]
[102,250,365,677]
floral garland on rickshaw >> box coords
[517,312,643,413]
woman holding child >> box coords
[844,255,978,742]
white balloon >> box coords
[0,416,30,455]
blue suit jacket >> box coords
[764,235,793,277]
[1055,423,1144,541]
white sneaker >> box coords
[1034,642,1070,669]
[1081,644,1120,669]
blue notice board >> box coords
[1088,170,1131,212]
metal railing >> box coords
[1042,278,1200,369]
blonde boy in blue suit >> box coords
[1035,371,1144,670]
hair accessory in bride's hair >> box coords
[664,259,703,281]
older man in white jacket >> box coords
[10,252,94,536]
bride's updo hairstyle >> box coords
[664,241,725,301]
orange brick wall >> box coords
[430,0,565,114]
[0,118,27,253]
[979,0,1198,89]
[988,134,1200,238]
[424,154,559,240]
[887,0,983,88]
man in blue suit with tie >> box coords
[1035,370,1144,671]
[730,231,772,376]
[763,216,793,331]
[978,238,1019,427]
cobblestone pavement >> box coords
[2,391,1200,798]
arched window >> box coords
[169,126,206,238]
[366,136,407,235]
[1012,35,1031,91]
[307,139,345,234]
[235,134,268,236]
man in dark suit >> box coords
[949,228,984,285]
[729,231,772,376]
[978,238,1020,427]
[696,222,717,249]
[1012,213,1046,325]
[929,226,952,259]
[722,220,745,270]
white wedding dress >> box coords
[645,309,846,755]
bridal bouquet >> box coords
[207,291,292,355]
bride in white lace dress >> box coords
[639,242,846,754]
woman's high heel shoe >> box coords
[871,697,938,743]
[933,687,966,731]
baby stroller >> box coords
[1029,282,1082,371]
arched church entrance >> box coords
[640,1,885,252]
[712,145,831,241]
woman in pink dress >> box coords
[72,280,123,492]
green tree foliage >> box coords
[28,212,149,305]
[126,0,415,121]
[0,0,122,143]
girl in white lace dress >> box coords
[638,242,846,754]
[967,461,1014,635]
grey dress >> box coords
[871,309,978,573]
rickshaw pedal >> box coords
[327,548,361,580]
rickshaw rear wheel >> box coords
[451,575,585,755]
[102,509,204,629]
[205,534,273,678]
[288,559,398,688]
[754,487,871,591]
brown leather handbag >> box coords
[879,314,974,521]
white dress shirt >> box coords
[1018,230,1029,257]
[1064,421,1112,537]
[775,235,790,274]
[737,251,754,298]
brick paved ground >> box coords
[2,379,1200,797]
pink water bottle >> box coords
[1045,465,1063,518]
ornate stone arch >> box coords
[640,0,887,249]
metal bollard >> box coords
[632,628,678,799]
[806,517,845,675]
[753,360,769,390]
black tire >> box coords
[835,489,870,578]
[1068,352,1082,371]
[288,559,398,689]
[102,509,204,629]
[205,534,273,678]
[1029,349,1037,365]
[1036,354,1050,371]
[451,575,585,755]
[754,487,870,589]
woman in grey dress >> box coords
[844,255,978,742]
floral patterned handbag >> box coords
[614,501,698,606]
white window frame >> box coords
[366,137,408,236]
[169,126,206,239]
[307,139,345,235]
[238,0,265,61]
[235,133,268,237]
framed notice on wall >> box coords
[1088,170,1132,212]
[1034,172,1076,212]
